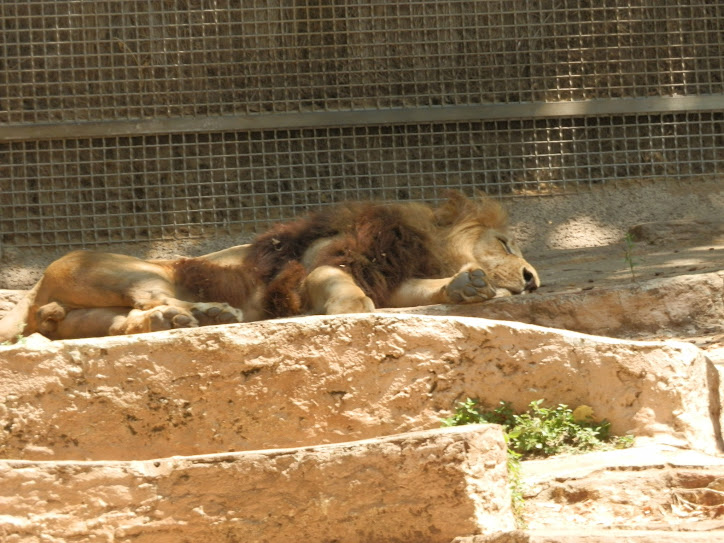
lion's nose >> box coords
[523,268,538,291]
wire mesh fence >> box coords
[2,0,722,121]
[3,112,721,248]
[1,0,722,249]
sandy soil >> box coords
[4,176,721,363]
[1,176,722,346]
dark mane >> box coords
[243,192,504,314]
[311,204,441,306]
[246,202,443,309]
[262,261,307,318]
[246,211,341,284]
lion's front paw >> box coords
[190,303,244,326]
[445,268,497,303]
[151,306,198,329]
[118,303,243,335]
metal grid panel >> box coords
[1,0,722,123]
[2,112,721,248]
[1,1,722,250]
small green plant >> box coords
[443,398,634,458]
[623,232,638,282]
[443,398,635,527]
[503,444,525,526]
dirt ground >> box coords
[1,177,722,344]
[2,176,722,357]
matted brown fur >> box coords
[172,259,258,309]
[247,213,340,284]
[247,203,440,312]
[310,205,441,307]
[262,261,308,318]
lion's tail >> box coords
[0,282,40,343]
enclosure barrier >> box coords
[1,1,722,249]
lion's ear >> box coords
[475,194,509,229]
[434,190,475,226]
[435,190,509,229]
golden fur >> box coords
[0,192,539,341]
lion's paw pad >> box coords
[446,268,497,303]
[191,303,244,326]
[146,306,197,331]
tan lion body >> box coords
[0,193,539,342]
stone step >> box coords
[385,270,724,342]
[0,425,514,542]
[0,314,720,461]
[1,313,722,540]
[515,445,724,541]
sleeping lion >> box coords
[0,192,539,342]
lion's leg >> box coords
[36,302,69,338]
[302,265,375,315]
[36,303,180,339]
[36,301,194,339]
[36,303,138,340]
[125,279,247,327]
[36,302,244,340]
[124,278,191,312]
[116,303,243,334]
[112,306,197,335]
[388,265,497,308]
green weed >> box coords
[443,398,634,458]
[443,398,635,527]
[623,232,639,282]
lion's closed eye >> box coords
[497,238,514,255]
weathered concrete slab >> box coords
[0,425,514,543]
[386,271,724,340]
[521,445,724,534]
[452,445,724,542]
[0,314,720,461]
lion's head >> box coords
[434,192,540,295]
